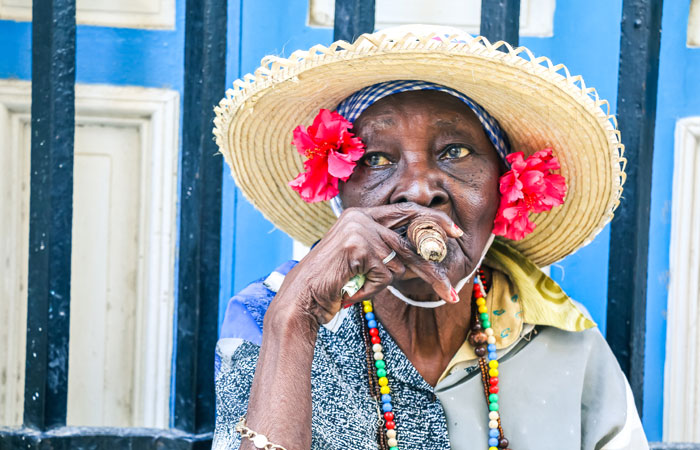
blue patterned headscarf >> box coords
[329,80,511,216]
[335,80,511,163]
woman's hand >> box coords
[270,202,463,326]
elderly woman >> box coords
[212,26,648,450]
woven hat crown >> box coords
[213,25,624,267]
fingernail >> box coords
[452,223,464,237]
[343,303,352,309]
[450,287,460,303]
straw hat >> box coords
[213,25,625,267]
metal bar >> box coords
[479,0,521,46]
[0,427,212,450]
[606,0,664,414]
[173,0,227,434]
[333,0,375,42]
[23,0,76,431]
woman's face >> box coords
[339,90,502,297]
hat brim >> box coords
[214,31,624,267]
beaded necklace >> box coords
[359,268,512,450]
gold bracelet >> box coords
[235,417,288,450]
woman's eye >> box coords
[363,153,393,167]
[441,145,471,160]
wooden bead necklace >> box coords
[359,268,512,450]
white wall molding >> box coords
[664,117,700,442]
[689,0,700,47]
[0,80,179,428]
[308,0,555,37]
[0,0,175,30]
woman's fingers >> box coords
[362,202,463,239]
[377,225,455,302]
[294,203,461,323]
[344,218,455,303]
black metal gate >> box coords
[0,0,695,448]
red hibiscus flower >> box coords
[493,148,567,241]
[288,109,365,203]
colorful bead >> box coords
[360,270,509,450]
[469,330,488,346]
[363,299,401,449]
[475,271,509,450]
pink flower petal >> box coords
[327,150,357,179]
[292,126,317,155]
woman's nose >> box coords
[390,167,449,208]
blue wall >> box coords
[645,0,700,440]
[218,0,332,322]
[2,0,696,441]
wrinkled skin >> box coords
[240,91,503,450]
